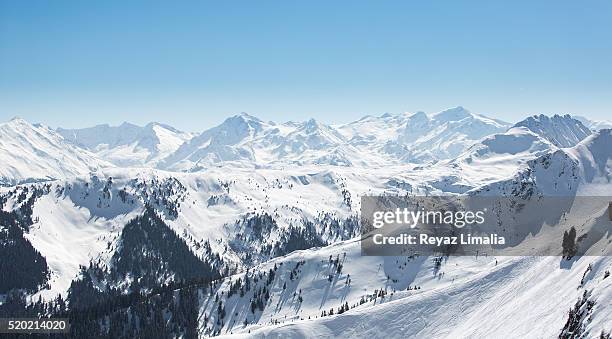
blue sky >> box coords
[1,0,611,131]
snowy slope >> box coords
[566,128,612,185]
[441,126,557,186]
[0,118,112,185]
[26,187,140,300]
[57,122,193,167]
[0,162,477,300]
[514,114,592,148]
[218,245,611,339]
[428,114,600,194]
[472,128,612,198]
[575,116,612,132]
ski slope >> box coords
[215,241,611,338]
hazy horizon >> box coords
[3,106,609,133]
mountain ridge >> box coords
[57,121,193,167]
[0,118,113,185]
[513,114,592,148]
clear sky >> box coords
[1,0,610,131]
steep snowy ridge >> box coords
[57,122,193,167]
[271,119,346,157]
[338,112,413,143]
[0,118,112,186]
[514,114,592,148]
[566,129,612,184]
[433,113,599,194]
[472,129,612,201]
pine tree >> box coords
[562,226,578,259]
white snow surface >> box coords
[216,243,611,339]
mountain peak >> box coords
[143,121,184,134]
[10,116,25,122]
[234,112,262,122]
[514,114,591,148]
[220,113,264,132]
[5,116,31,127]
[2,117,50,133]
[407,111,429,121]
[305,118,320,129]
[218,112,263,129]
[119,121,139,128]
[432,106,472,122]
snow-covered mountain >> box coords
[159,113,368,170]
[403,107,510,161]
[513,114,592,148]
[428,113,596,193]
[0,117,112,185]
[471,128,612,199]
[437,126,558,188]
[339,106,510,163]
[159,107,511,171]
[456,126,556,164]
[567,128,612,185]
[574,116,612,132]
[158,113,270,170]
[1,111,611,338]
[57,122,193,167]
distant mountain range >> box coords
[3,107,607,185]
[57,122,193,167]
